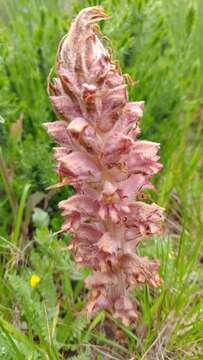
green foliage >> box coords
[0,0,202,358]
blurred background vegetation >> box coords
[0,0,202,359]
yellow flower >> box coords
[168,251,175,259]
[30,274,41,288]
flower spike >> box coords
[45,6,164,325]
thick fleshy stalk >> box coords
[45,6,164,325]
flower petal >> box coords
[50,95,81,122]
[59,194,99,217]
[44,121,71,145]
[67,117,88,138]
[118,174,148,198]
[125,141,162,175]
[112,101,144,136]
[102,132,133,164]
[58,151,101,181]
[97,232,119,254]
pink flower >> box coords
[45,6,164,325]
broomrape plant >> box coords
[45,6,164,325]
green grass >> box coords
[0,0,202,358]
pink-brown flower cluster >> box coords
[45,6,164,324]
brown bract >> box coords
[44,6,164,325]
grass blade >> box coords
[11,183,30,246]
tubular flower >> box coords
[45,6,164,325]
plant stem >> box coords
[0,147,17,219]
